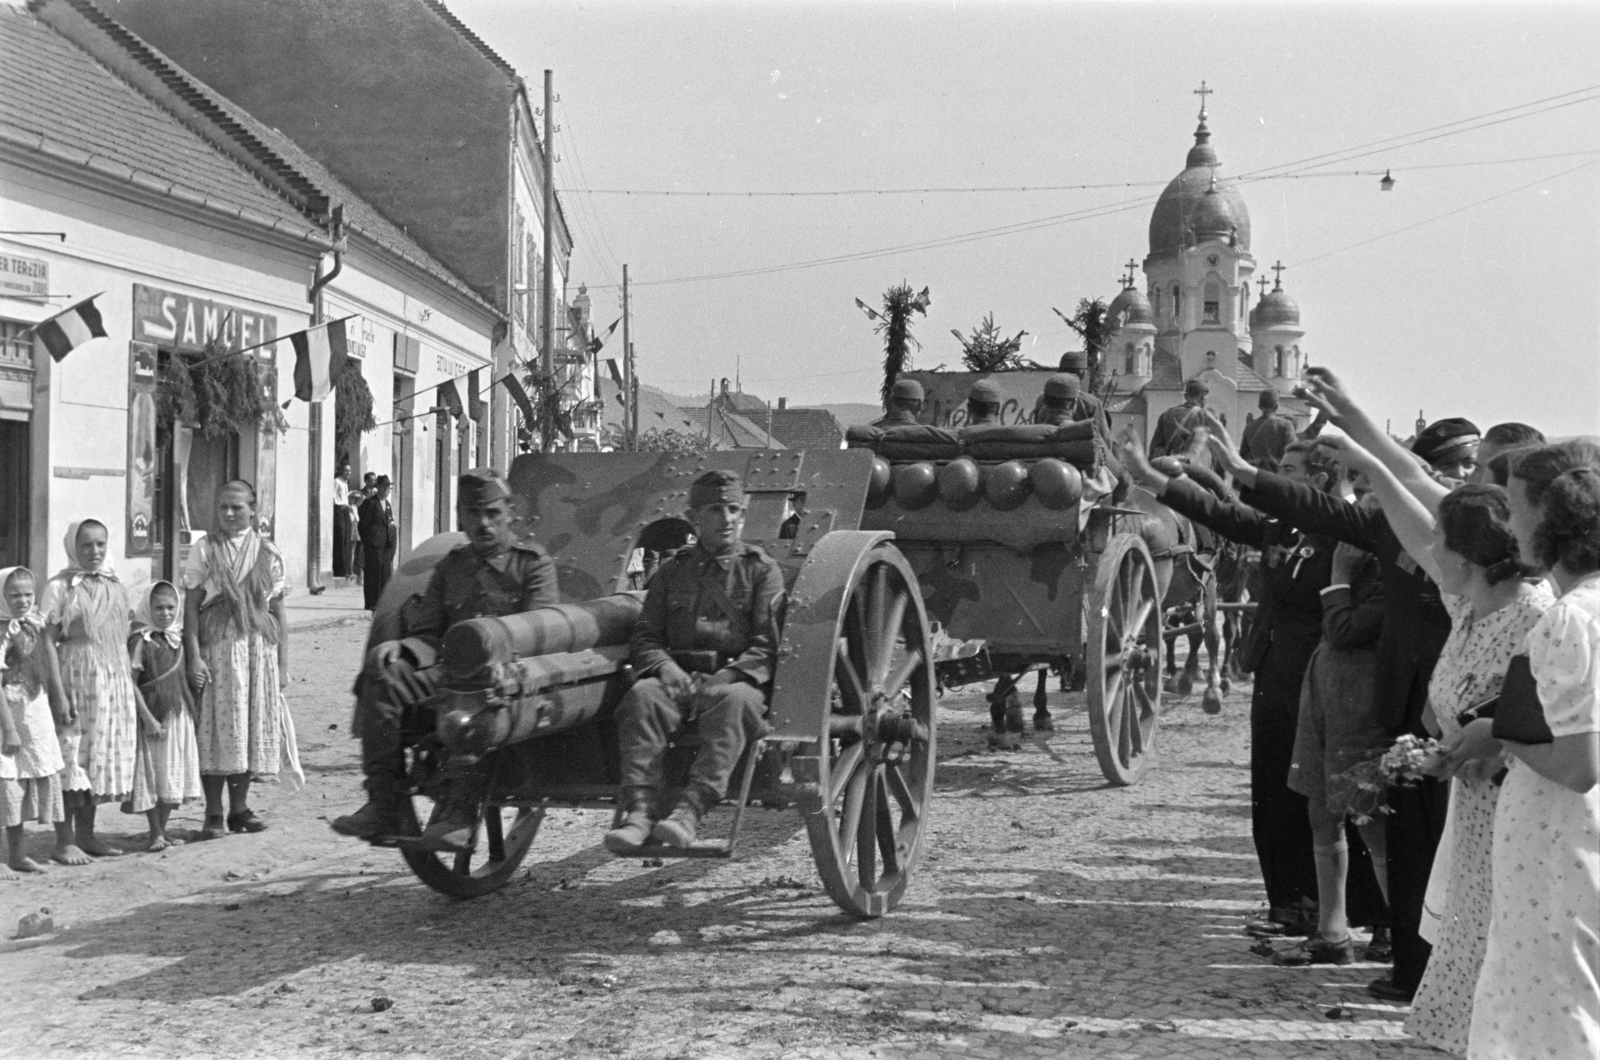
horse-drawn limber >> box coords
[364,408,1178,917]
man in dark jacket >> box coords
[604,470,785,852]
[871,378,924,427]
[333,468,559,848]
[1241,390,1299,472]
[357,476,397,610]
[1119,432,1338,937]
[1206,425,1458,1002]
[1150,378,1210,457]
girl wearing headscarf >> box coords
[183,480,299,840]
[126,580,202,850]
[40,520,139,857]
[1,566,70,875]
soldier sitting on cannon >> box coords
[604,470,785,852]
[332,468,558,850]
[964,378,1003,426]
[871,378,924,427]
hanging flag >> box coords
[437,378,464,419]
[289,318,351,402]
[27,294,106,362]
[467,369,483,420]
[589,317,621,355]
[502,374,536,426]
[606,358,625,389]
[854,297,880,322]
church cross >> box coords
[1124,259,1138,288]
[1194,80,1213,118]
[1271,260,1286,289]
[1258,276,1270,297]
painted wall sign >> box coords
[0,253,48,300]
[132,283,277,354]
[126,341,158,556]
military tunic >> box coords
[1149,400,1206,457]
[1241,411,1298,472]
[403,540,560,652]
[869,410,920,428]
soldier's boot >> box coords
[416,771,489,853]
[330,791,406,839]
[603,787,659,854]
[331,725,408,839]
[651,783,716,849]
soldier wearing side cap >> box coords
[1035,372,1111,433]
[1241,390,1299,473]
[332,467,559,848]
[965,378,1004,426]
[1150,378,1211,458]
[871,377,925,427]
[604,470,785,852]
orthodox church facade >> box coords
[1101,90,1312,446]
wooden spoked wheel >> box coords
[400,782,545,899]
[1086,533,1164,786]
[802,543,936,918]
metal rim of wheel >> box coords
[1086,533,1163,786]
[400,791,544,899]
[803,543,937,918]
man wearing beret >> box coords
[871,378,925,427]
[965,378,1004,426]
[1150,378,1210,458]
[1411,417,1480,485]
[1241,390,1299,473]
[332,467,559,848]
[604,470,786,851]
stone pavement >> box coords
[0,620,1444,1059]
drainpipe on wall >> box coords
[304,205,346,593]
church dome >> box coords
[1106,286,1154,329]
[1148,117,1251,257]
[1253,288,1301,328]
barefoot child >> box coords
[127,582,202,850]
[1,567,70,876]
[42,520,139,858]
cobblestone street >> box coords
[2,606,1439,1059]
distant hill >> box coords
[821,403,882,428]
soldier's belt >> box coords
[670,649,731,674]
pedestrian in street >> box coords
[332,461,355,585]
[1116,432,1337,937]
[1461,441,1600,1060]
[358,476,397,610]
[41,520,139,861]
[332,468,557,849]
[604,470,784,852]
[125,581,203,852]
[183,480,300,840]
[0,566,70,876]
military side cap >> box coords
[968,378,1003,405]
[889,378,925,402]
[1184,378,1210,397]
[459,467,512,504]
[1413,417,1481,467]
[1058,350,1088,372]
[1258,389,1280,409]
[1043,373,1081,400]
[688,469,744,508]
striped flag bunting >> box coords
[589,317,621,355]
[27,294,106,362]
[289,318,350,402]
[467,369,483,420]
[606,358,625,389]
[501,374,536,425]
[437,379,464,418]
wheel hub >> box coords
[862,690,927,764]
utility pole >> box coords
[621,263,631,450]
[540,69,556,450]
[629,342,639,446]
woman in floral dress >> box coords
[41,520,139,858]
[1460,442,1600,1059]
[183,480,298,839]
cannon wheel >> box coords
[1086,533,1164,786]
[399,791,545,899]
[784,534,936,918]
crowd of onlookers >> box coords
[1118,366,1598,1059]
[1,480,299,876]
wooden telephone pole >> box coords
[540,69,556,450]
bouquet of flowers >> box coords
[1338,735,1444,825]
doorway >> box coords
[0,419,28,569]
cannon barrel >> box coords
[436,645,629,755]
[442,592,644,684]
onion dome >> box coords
[1148,116,1251,256]
[1253,287,1301,328]
[1106,285,1154,330]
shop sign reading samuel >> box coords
[133,283,277,353]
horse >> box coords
[1215,540,1259,683]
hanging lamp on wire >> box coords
[1380,169,1396,191]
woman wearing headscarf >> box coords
[40,519,139,857]
[183,479,300,839]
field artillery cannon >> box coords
[369,449,936,917]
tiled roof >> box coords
[677,406,785,449]
[0,4,324,244]
[765,408,843,450]
[1234,363,1274,392]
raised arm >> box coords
[1300,367,1448,514]
[1312,435,1441,583]
[1115,428,1271,547]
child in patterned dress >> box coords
[1,567,71,876]
[127,581,202,851]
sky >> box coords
[449,0,1600,437]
